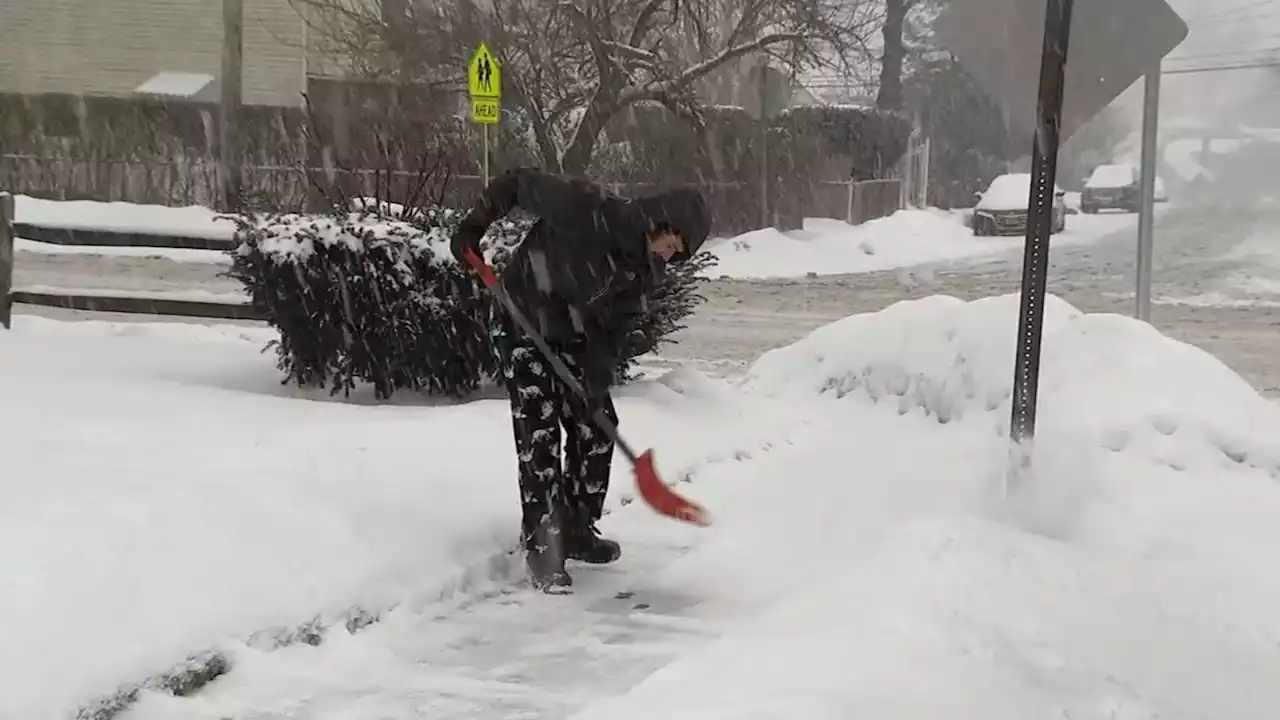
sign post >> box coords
[1136,68,1161,323]
[1009,0,1073,453]
[937,0,1186,479]
[468,42,502,188]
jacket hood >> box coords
[634,187,711,263]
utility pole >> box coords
[1135,68,1162,323]
[757,64,770,229]
[221,0,244,212]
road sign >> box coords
[468,43,502,100]
[1008,0,1073,454]
[938,0,1188,144]
[471,98,500,125]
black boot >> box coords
[564,523,621,564]
[525,524,572,593]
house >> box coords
[0,0,310,106]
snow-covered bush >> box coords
[226,205,715,400]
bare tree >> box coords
[290,0,879,175]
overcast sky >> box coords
[1166,0,1280,67]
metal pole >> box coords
[1136,67,1161,323]
[1009,0,1074,449]
[483,124,490,187]
[920,137,931,207]
[759,68,769,229]
[0,192,13,329]
[220,0,244,212]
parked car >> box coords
[971,173,1067,236]
[1082,163,1140,213]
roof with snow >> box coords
[133,72,218,102]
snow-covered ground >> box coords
[13,194,234,240]
[5,292,1280,719]
[703,208,1146,279]
[1152,226,1280,308]
[11,196,1149,296]
[0,316,802,719]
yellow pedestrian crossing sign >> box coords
[468,43,502,100]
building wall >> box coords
[0,0,306,106]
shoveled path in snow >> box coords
[121,512,728,719]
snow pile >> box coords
[703,211,986,279]
[0,317,793,719]
[574,293,1280,719]
[744,293,1280,475]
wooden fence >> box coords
[809,179,905,225]
[0,191,261,328]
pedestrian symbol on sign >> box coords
[468,43,502,100]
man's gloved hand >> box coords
[450,228,481,266]
[575,314,621,402]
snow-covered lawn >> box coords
[704,209,1143,279]
[14,195,234,240]
[0,317,799,719]
[12,194,234,263]
[5,292,1279,715]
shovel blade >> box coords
[634,450,712,527]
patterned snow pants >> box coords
[502,339,617,549]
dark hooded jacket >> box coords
[451,168,710,385]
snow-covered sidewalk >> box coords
[5,291,1280,719]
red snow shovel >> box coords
[464,248,711,527]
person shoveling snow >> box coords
[450,167,711,592]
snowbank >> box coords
[744,293,1280,476]
[0,317,793,719]
[571,293,1280,719]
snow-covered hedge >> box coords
[226,205,715,399]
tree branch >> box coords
[621,31,805,104]
[628,0,669,48]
